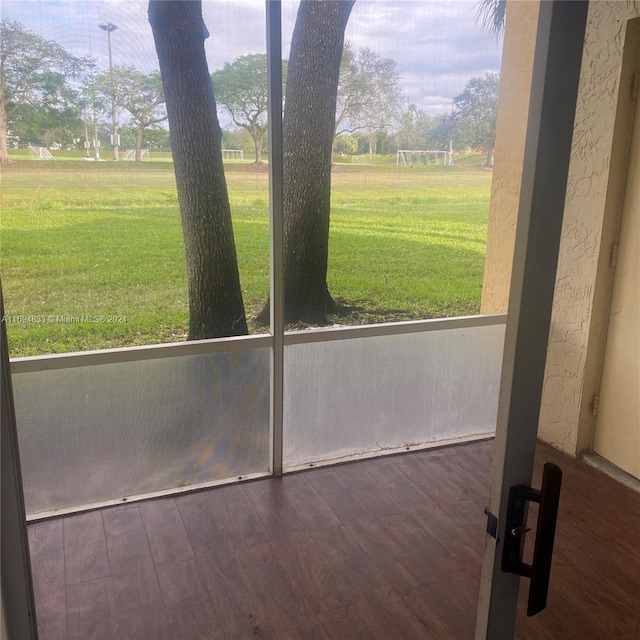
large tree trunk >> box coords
[282,0,355,323]
[135,126,144,162]
[149,0,247,339]
[254,131,263,164]
[0,100,10,164]
[485,142,495,168]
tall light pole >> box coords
[99,21,119,161]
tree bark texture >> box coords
[0,45,9,163]
[135,127,144,162]
[283,0,355,323]
[254,133,263,164]
[149,1,247,338]
[0,62,9,164]
[0,98,9,164]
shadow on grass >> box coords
[5,208,485,353]
[333,299,411,318]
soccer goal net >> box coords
[353,154,371,165]
[396,150,453,166]
[122,149,149,161]
[222,149,244,161]
[29,146,53,160]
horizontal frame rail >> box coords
[284,313,506,345]
[10,334,273,373]
[10,313,506,374]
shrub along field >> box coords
[1,157,492,356]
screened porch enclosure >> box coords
[11,315,505,518]
[5,0,506,519]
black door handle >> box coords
[501,462,563,616]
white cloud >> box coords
[1,0,502,117]
[345,0,502,113]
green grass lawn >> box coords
[1,158,492,356]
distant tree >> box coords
[452,72,499,167]
[335,43,403,157]
[395,105,422,149]
[96,66,167,161]
[221,128,254,155]
[0,20,86,162]
[140,126,170,150]
[212,54,287,165]
[79,64,108,158]
[333,134,358,155]
[149,0,247,338]
[9,104,83,147]
[115,124,169,151]
[395,106,456,153]
[396,105,437,150]
[427,113,457,151]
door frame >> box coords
[3,3,589,638]
[576,17,640,457]
[592,72,640,478]
[475,2,589,638]
[1,286,39,640]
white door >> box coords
[593,88,640,479]
[475,2,589,638]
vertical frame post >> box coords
[475,1,589,637]
[266,0,284,475]
[1,288,39,639]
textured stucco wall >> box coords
[539,3,640,455]
[480,1,539,314]
[483,1,640,455]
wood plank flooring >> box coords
[27,440,640,639]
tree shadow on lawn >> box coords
[324,224,485,317]
[248,227,485,331]
[328,297,479,327]
[331,298,415,324]
[7,211,484,340]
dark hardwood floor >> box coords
[27,440,640,640]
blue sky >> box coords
[1,0,503,116]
